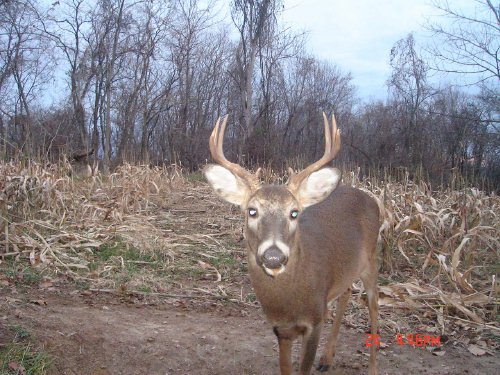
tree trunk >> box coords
[103,0,125,174]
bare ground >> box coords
[1,286,498,375]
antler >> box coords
[288,112,341,191]
[209,115,259,189]
[72,148,94,162]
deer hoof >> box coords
[316,364,330,372]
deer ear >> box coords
[295,167,341,208]
[204,164,250,206]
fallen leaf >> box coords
[39,280,54,289]
[468,344,486,356]
[8,362,20,370]
[432,349,446,356]
[439,293,484,324]
[8,362,26,374]
[197,260,210,269]
[475,340,487,348]
[197,260,221,282]
[29,250,37,266]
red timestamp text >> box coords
[396,333,441,347]
[365,334,441,347]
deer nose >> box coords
[262,246,287,269]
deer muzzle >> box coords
[261,246,288,275]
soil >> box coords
[1,286,498,375]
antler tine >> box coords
[217,115,229,158]
[209,117,220,158]
[330,113,341,156]
[288,112,341,190]
[210,117,225,160]
[322,112,332,154]
[209,115,258,188]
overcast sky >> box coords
[280,0,476,100]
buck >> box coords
[68,149,95,178]
[204,114,380,375]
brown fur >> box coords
[245,185,380,375]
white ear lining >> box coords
[204,164,238,192]
[306,168,341,192]
[203,164,250,206]
[297,167,341,207]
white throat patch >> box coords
[263,264,286,277]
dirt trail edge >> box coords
[1,290,498,375]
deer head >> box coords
[204,113,342,277]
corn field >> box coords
[0,161,499,332]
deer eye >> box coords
[290,209,299,219]
[248,208,258,217]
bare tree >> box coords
[388,33,433,166]
[426,0,500,83]
[102,0,126,173]
[166,0,216,167]
[230,0,281,157]
[269,54,355,168]
[115,0,171,163]
[0,0,497,190]
[43,0,93,150]
[84,4,110,165]
[0,0,52,157]
[425,0,499,186]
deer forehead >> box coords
[248,186,297,211]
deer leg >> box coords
[274,327,295,375]
[317,288,351,372]
[361,261,379,375]
[298,324,322,375]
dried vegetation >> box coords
[352,172,499,326]
[1,162,499,351]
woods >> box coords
[0,0,498,189]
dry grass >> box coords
[1,162,181,268]
[1,161,499,332]
[346,169,499,326]
[0,161,245,301]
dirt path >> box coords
[1,289,498,375]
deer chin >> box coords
[263,264,286,277]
